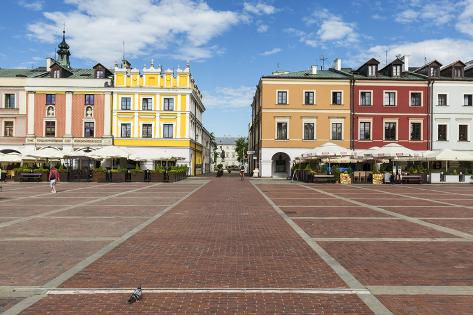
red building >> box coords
[350,57,429,151]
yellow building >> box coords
[112,60,206,175]
[248,60,351,177]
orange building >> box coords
[248,60,351,177]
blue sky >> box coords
[2,0,473,137]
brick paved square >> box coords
[54,205,168,217]
[355,198,440,207]
[0,240,108,286]
[377,295,473,315]
[281,206,389,217]
[19,293,374,315]
[0,217,146,238]
[383,206,473,217]
[319,242,473,285]
[274,198,355,207]
[296,219,453,238]
[424,219,473,234]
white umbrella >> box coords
[25,147,63,160]
[424,149,473,161]
[0,153,22,163]
[307,142,353,158]
[63,150,92,158]
[89,146,129,159]
[371,143,416,159]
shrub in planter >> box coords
[129,170,144,182]
[110,169,126,182]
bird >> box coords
[128,286,142,304]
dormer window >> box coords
[453,67,463,78]
[96,70,105,78]
[430,67,439,77]
[392,65,401,77]
[53,70,61,78]
[368,65,377,77]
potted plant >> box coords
[111,168,126,182]
[92,167,107,182]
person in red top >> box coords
[48,166,60,193]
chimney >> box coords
[401,55,409,72]
[333,58,342,71]
[46,57,54,71]
[310,65,317,75]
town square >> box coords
[1,0,473,314]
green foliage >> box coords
[234,137,248,163]
[154,165,165,173]
[169,165,188,173]
[95,166,106,173]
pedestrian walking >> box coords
[239,164,245,181]
[48,166,60,193]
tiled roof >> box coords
[0,67,105,79]
[262,69,350,79]
[216,137,239,145]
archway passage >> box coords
[271,152,291,178]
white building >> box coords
[415,60,473,152]
[215,137,239,168]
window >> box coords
[360,91,372,106]
[163,124,174,138]
[121,97,131,110]
[45,121,55,137]
[121,123,131,138]
[96,70,105,79]
[3,121,13,137]
[459,124,469,141]
[142,124,152,138]
[276,122,287,140]
[368,65,376,76]
[393,65,401,76]
[332,91,342,105]
[304,91,314,105]
[453,67,463,78]
[430,67,439,77]
[85,94,94,105]
[46,94,56,105]
[384,92,396,106]
[4,94,15,108]
[464,94,473,106]
[410,92,422,106]
[438,124,447,141]
[163,98,174,111]
[142,98,153,111]
[384,122,397,141]
[277,91,288,104]
[53,70,60,78]
[359,122,371,140]
[438,94,447,106]
[410,122,422,141]
[84,122,94,137]
[331,123,343,140]
[303,122,314,140]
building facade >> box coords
[249,61,351,178]
[414,60,473,151]
[112,60,206,175]
[215,137,239,168]
[351,57,430,151]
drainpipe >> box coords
[429,79,434,151]
[350,76,355,150]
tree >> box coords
[235,137,248,163]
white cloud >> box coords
[287,9,357,48]
[395,1,458,25]
[19,0,43,11]
[259,48,281,56]
[257,23,269,33]
[457,0,473,36]
[356,38,473,67]
[27,0,241,64]
[204,86,255,109]
[243,1,276,15]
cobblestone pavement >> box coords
[1,179,473,314]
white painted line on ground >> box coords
[313,237,470,242]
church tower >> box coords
[57,28,71,69]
